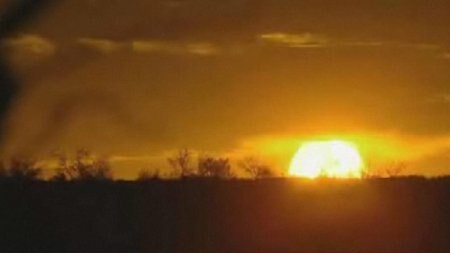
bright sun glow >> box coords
[289,140,364,179]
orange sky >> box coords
[1,0,450,178]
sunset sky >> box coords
[1,0,450,178]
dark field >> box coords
[1,178,450,253]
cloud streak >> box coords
[259,33,328,48]
[75,37,220,56]
[428,93,450,104]
[257,32,444,55]
[77,37,124,54]
[2,34,55,55]
[3,33,445,59]
[131,40,219,56]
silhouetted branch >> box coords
[198,156,234,179]
[239,157,275,179]
[52,149,113,181]
[167,148,193,177]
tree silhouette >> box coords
[52,149,113,181]
[167,148,193,177]
[198,156,233,178]
[239,157,275,179]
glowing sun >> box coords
[289,140,364,179]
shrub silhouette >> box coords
[198,156,233,178]
[137,169,161,181]
[363,161,407,178]
[239,157,275,179]
[0,157,42,181]
[383,162,406,177]
[52,149,113,181]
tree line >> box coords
[0,148,277,182]
[0,147,415,182]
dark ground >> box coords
[1,177,450,253]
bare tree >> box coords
[167,148,193,177]
[198,156,233,179]
[239,157,275,179]
[52,149,113,181]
